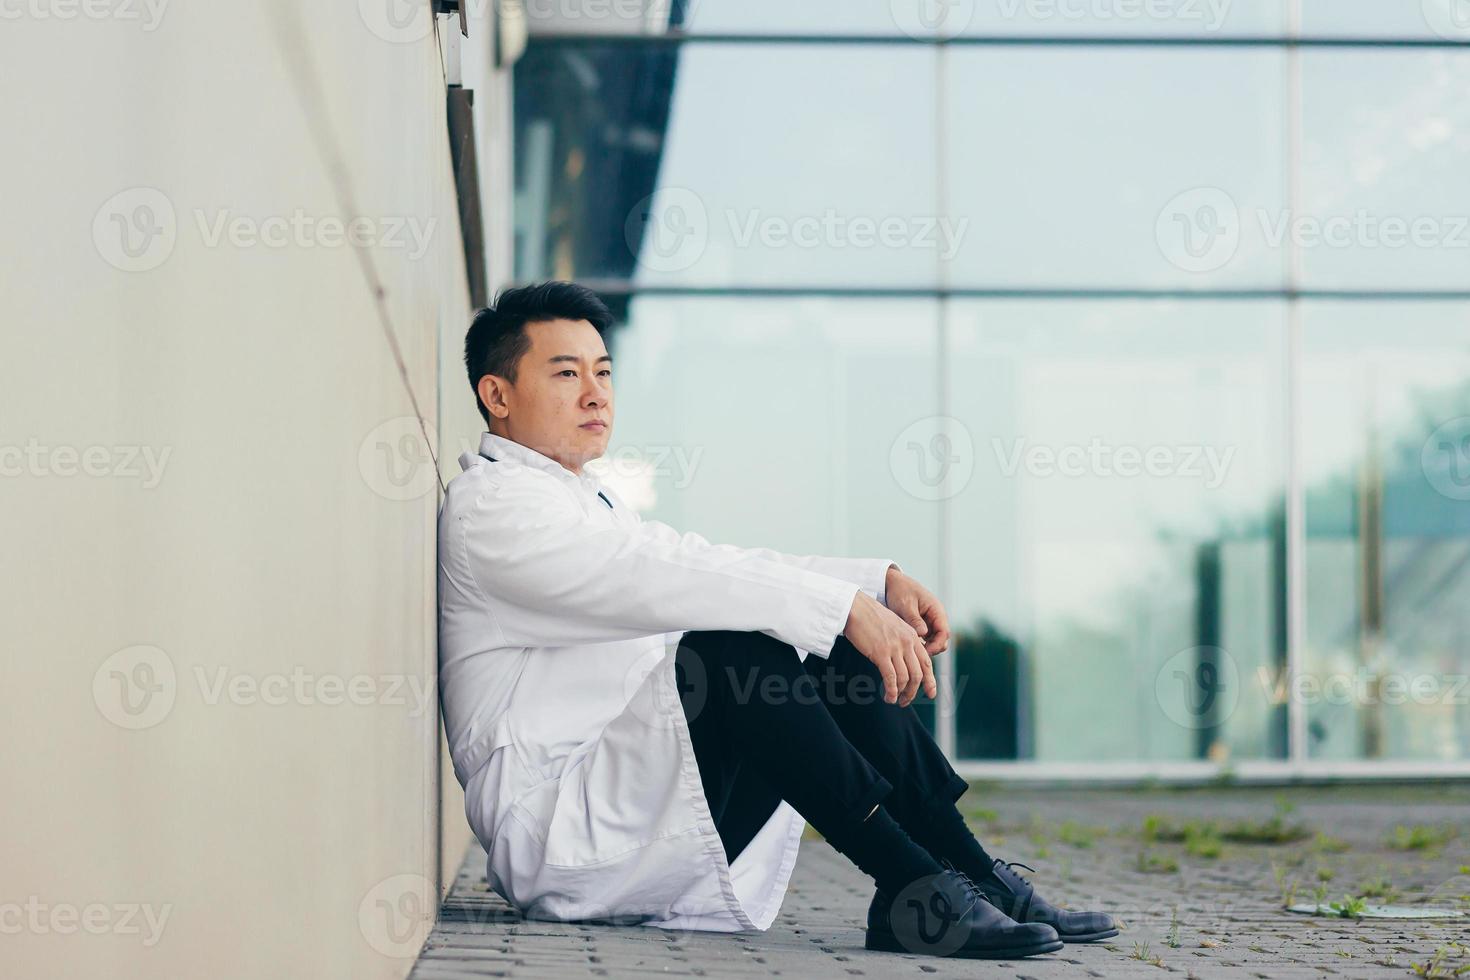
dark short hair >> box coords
[463,281,614,425]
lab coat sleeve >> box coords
[635,517,898,606]
[455,474,861,655]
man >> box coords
[437,282,1118,960]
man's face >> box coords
[481,318,613,474]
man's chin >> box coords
[572,432,611,462]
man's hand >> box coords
[884,566,952,656]
[842,591,936,707]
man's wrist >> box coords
[880,562,901,606]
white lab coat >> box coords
[438,431,893,932]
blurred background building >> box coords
[2,1,1467,978]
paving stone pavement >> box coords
[410,783,1470,979]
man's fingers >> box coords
[890,650,910,703]
[908,636,936,699]
[899,649,922,706]
[900,600,928,636]
[925,626,950,655]
[878,658,899,704]
[926,601,951,653]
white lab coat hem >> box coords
[653,652,760,931]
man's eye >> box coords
[558,370,577,377]
[598,370,612,378]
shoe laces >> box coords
[939,860,992,909]
[995,857,1037,879]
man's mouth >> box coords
[580,421,607,431]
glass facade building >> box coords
[512,2,1470,776]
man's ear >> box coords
[477,375,511,421]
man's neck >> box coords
[488,429,583,476]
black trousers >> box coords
[675,629,970,863]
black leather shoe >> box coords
[974,857,1119,943]
[865,869,1063,959]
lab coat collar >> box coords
[463,430,605,495]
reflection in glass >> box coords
[1300,0,1470,40]
[943,48,1287,289]
[946,300,1288,761]
[515,42,938,289]
[1302,302,1470,762]
[598,295,944,731]
[1300,51,1470,290]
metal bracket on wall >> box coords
[433,0,469,37]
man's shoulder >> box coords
[441,456,576,522]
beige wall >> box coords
[0,2,498,976]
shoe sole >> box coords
[864,930,1065,959]
[1060,928,1119,943]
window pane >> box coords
[945,300,1288,761]
[515,43,940,288]
[1299,51,1470,290]
[1300,0,1470,41]
[1302,301,1470,762]
[943,48,1287,289]
[597,293,943,634]
[645,45,938,287]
